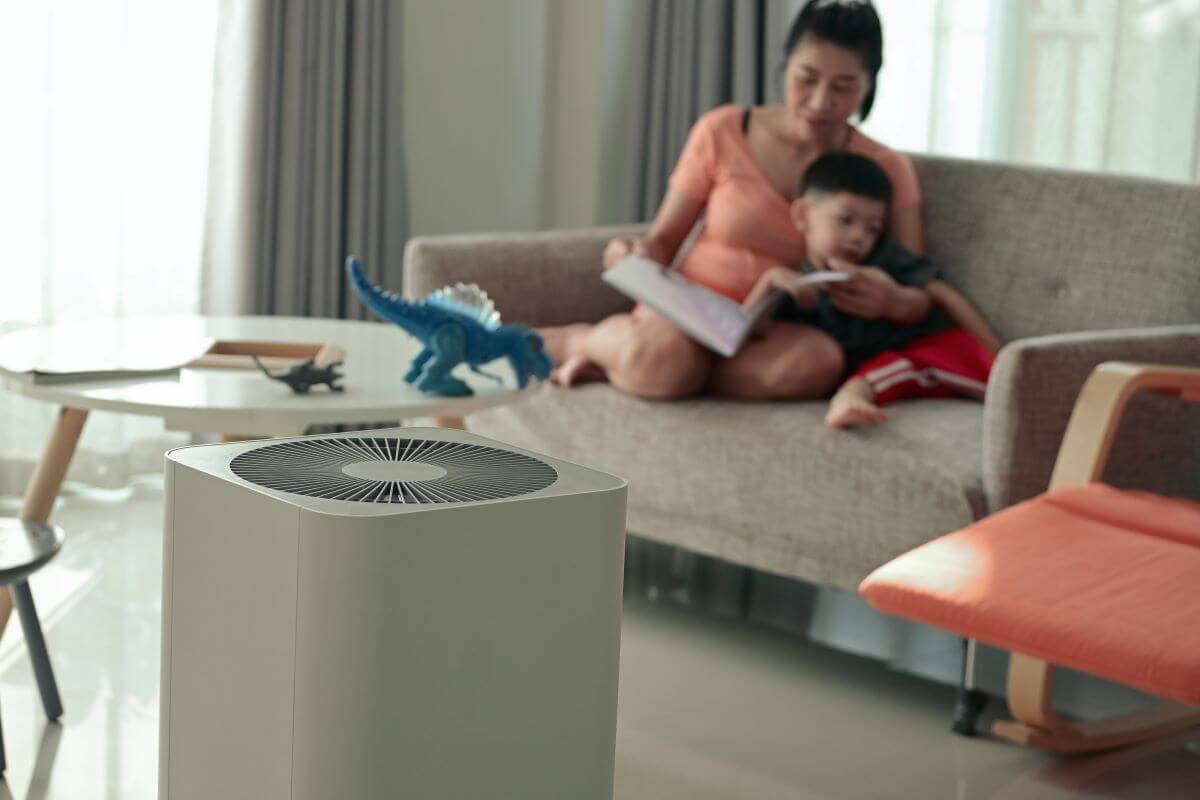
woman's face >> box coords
[783,37,871,137]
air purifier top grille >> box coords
[228,437,557,504]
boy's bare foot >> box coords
[825,378,887,429]
[550,355,606,387]
[537,323,592,367]
[825,397,887,428]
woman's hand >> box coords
[602,237,637,269]
[602,236,675,271]
[604,188,704,270]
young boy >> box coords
[743,152,999,429]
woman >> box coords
[546,0,929,401]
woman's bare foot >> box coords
[550,355,607,387]
[825,378,887,428]
[538,323,593,367]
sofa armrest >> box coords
[1051,362,1200,489]
[983,325,1200,512]
[402,225,648,327]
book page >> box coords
[603,257,762,357]
[602,258,852,357]
[17,334,217,384]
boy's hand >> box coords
[743,268,818,310]
[776,275,820,309]
[825,259,900,319]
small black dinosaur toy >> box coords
[252,356,345,394]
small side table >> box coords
[0,519,65,773]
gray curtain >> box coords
[599,0,803,223]
[202,0,407,319]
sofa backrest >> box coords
[912,155,1200,342]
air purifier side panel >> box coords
[159,460,178,800]
[290,488,627,800]
[162,465,301,799]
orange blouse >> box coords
[668,104,922,303]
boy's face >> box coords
[791,191,887,268]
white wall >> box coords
[545,1,608,229]
[402,0,552,237]
[401,0,610,237]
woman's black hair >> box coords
[783,0,883,121]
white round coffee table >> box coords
[0,315,525,437]
[0,314,533,631]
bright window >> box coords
[865,0,1200,182]
[0,0,218,329]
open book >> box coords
[6,335,218,385]
[602,255,848,357]
[21,339,345,384]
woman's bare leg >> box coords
[609,309,713,399]
[549,356,606,387]
[541,323,607,387]
[539,323,593,367]
[549,307,712,400]
[707,323,844,401]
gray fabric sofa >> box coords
[404,155,1200,593]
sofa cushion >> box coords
[468,385,987,591]
[912,156,1200,343]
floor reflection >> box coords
[0,480,161,799]
[0,479,1195,798]
[990,730,1200,799]
[2,722,63,800]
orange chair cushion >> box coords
[859,483,1200,705]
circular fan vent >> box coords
[229,437,557,504]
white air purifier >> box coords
[159,427,627,800]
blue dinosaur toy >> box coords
[346,256,552,397]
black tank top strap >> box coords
[742,107,752,134]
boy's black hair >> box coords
[800,152,892,205]
[784,0,884,121]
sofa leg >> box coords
[737,570,756,618]
[952,689,989,737]
[951,638,989,736]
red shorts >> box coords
[851,328,994,406]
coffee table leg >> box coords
[0,408,89,636]
[432,417,466,430]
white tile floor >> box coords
[0,480,1197,798]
